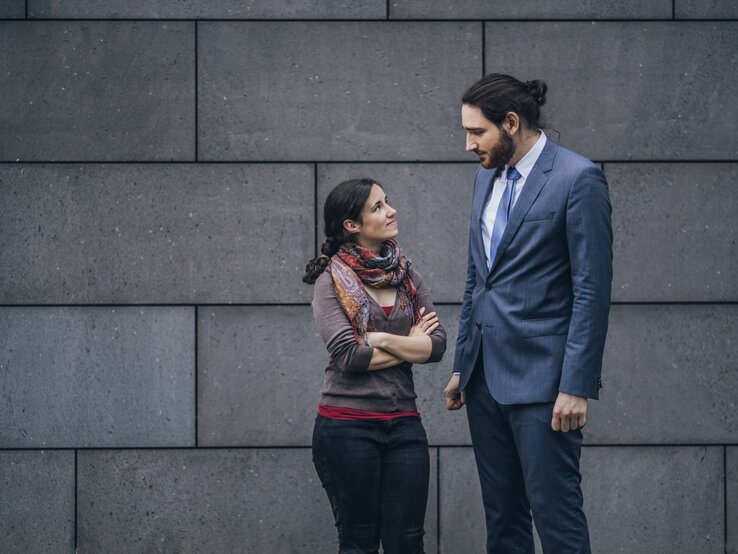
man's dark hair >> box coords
[462,74,547,130]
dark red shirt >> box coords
[318,404,419,421]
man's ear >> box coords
[343,218,360,234]
[505,112,520,135]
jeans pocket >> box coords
[401,418,429,446]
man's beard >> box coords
[478,128,515,169]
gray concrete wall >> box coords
[0,3,735,553]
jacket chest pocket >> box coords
[521,315,569,338]
[522,211,555,223]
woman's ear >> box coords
[343,218,360,234]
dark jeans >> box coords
[312,414,430,554]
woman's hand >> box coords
[367,308,437,364]
[409,307,439,337]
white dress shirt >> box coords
[481,131,547,269]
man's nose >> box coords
[465,135,476,152]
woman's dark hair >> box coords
[462,73,547,130]
[302,178,378,284]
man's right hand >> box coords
[444,373,465,410]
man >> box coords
[444,74,612,553]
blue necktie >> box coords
[488,167,522,269]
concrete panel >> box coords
[583,447,724,553]
[413,305,472,446]
[198,305,466,451]
[0,22,194,162]
[0,451,75,554]
[78,448,438,553]
[317,163,477,303]
[197,306,326,446]
[0,1,25,17]
[427,449,439,554]
[399,307,738,447]
[608,163,737,302]
[198,22,481,161]
[484,22,738,161]
[29,0,385,18]
[440,447,724,553]
[677,0,738,18]
[391,0,670,19]
[438,447,486,553]
[414,305,738,447]
[729,447,737,554]
[0,307,195,448]
[0,164,314,304]
[588,305,738,444]
[77,449,334,553]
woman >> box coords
[303,178,446,554]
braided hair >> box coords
[302,178,377,284]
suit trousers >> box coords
[465,355,591,554]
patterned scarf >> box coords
[328,240,420,344]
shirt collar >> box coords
[504,131,547,180]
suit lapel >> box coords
[471,166,499,278]
[487,140,558,278]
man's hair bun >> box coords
[524,79,547,107]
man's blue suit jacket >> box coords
[454,139,613,403]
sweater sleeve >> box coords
[410,268,447,364]
[312,272,375,372]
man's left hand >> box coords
[551,392,588,432]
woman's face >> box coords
[345,184,398,251]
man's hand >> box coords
[551,392,588,432]
[444,373,466,410]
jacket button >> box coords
[475,322,481,329]
[485,283,492,290]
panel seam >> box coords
[194,306,199,448]
[74,449,78,552]
[1,301,737,308]
[0,444,735,451]
[436,447,441,554]
[194,21,199,161]
[724,446,728,552]
[2,159,737,165]
[11,17,731,22]
[314,163,319,258]
[481,21,486,76]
